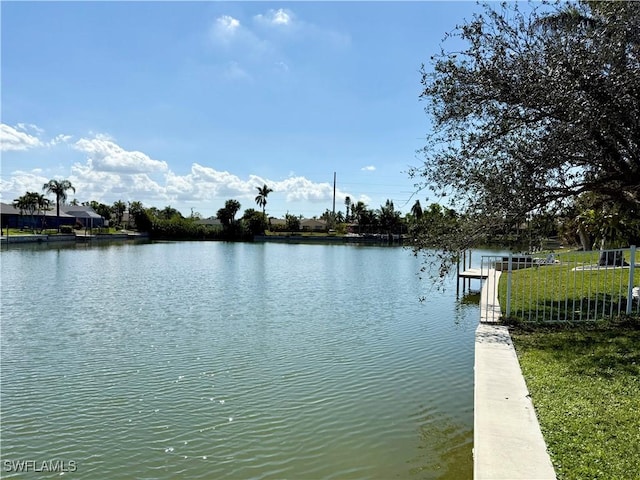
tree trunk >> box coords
[577,226,591,251]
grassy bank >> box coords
[498,249,636,322]
[511,322,640,479]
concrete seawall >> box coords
[475,270,556,479]
[0,234,76,244]
[1,233,149,245]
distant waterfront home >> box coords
[195,217,223,230]
[121,211,134,229]
[269,217,287,230]
[1,202,75,230]
[63,206,105,228]
[300,218,327,232]
[1,202,22,229]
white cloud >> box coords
[68,160,168,205]
[254,8,294,27]
[207,8,348,81]
[162,165,349,209]
[172,163,262,200]
[1,123,73,151]
[273,176,348,204]
[73,136,169,174]
[272,9,292,26]
[361,165,376,172]
[147,163,349,212]
[0,170,49,202]
[357,194,372,205]
[0,123,44,151]
[252,7,349,48]
[254,8,350,49]
[1,129,359,217]
[276,176,331,202]
[209,14,267,52]
[16,123,45,135]
[211,15,241,43]
[49,134,73,146]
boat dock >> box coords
[457,250,489,295]
[459,268,488,280]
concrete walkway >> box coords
[479,270,502,323]
[474,271,556,479]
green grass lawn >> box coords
[499,250,637,322]
[511,322,640,479]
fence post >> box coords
[506,253,512,318]
[457,251,461,297]
[627,245,636,315]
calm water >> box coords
[1,241,480,479]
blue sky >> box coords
[1,1,483,219]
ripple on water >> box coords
[0,242,478,479]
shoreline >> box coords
[254,233,406,245]
[0,232,149,245]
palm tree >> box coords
[128,201,150,231]
[43,179,75,232]
[113,200,126,226]
[217,199,242,227]
[378,199,401,241]
[255,184,273,218]
[411,200,423,220]
[34,193,51,232]
[13,192,51,232]
[13,193,37,230]
[344,196,352,222]
[160,205,182,220]
[351,200,366,233]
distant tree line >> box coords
[14,177,636,248]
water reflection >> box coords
[1,241,479,479]
[411,410,473,479]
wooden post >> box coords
[463,250,467,293]
[457,252,461,296]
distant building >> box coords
[63,206,105,228]
[1,202,75,230]
[300,218,327,232]
[268,217,287,229]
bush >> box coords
[60,225,74,234]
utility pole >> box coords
[332,171,336,225]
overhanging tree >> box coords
[410,1,639,277]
